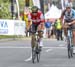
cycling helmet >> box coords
[31,6,38,13]
[65,3,72,8]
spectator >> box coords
[54,18,63,40]
[45,19,52,38]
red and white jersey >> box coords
[28,11,44,24]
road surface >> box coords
[0,39,75,67]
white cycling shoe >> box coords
[39,41,43,47]
[38,41,43,51]
[73,47,75,54]
[73,50,75,54]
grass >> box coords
[0,35,25,39]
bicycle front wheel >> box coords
[32,48,36,63]
[37,51,40,62]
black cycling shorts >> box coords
[29,23,40,33]
[65,19,75,30]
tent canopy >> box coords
[45,5,62,19]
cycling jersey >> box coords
[28,11,44,25]
[62,9,75,22]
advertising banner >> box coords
[0,19,25,35]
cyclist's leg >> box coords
[72,30,75,46]
[48,27,51,38]
[46,28,48,37]
[47,28,50,38]
[60,29,63,40]
[57,30,60,40]
[37,24,43,48]
[63,21,68,40]
[72,29,75,53]
[69,22,75,53]
[72,24,75,46]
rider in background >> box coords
[28,6,44,49]
[61,3,75,53]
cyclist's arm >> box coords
[60,10,66,27]
[60,10,65,21]
[69,9,75,25]
[28,13,32,30]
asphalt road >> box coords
[0,39,75,67]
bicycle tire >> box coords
[67,29,73,59]
[67,39,73,58]
[68,49,71,58]
[32,48,36,63]
[71,47,73,57]
[37,52,40,62]
[67,38,71,58]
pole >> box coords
[61,0,64,10]
[15,0,20,20]
[40,0,44,15]
[11,0,14,19]
[48,0,50,10]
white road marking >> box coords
[0,46,67,49]
[59,44,65,47]
[46,49,52,52]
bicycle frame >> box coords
[31,32,41,63]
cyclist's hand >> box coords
[36,19,40,22]
[63,23,69,28]
[67,23,72,26]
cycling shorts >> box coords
[65,19,75,30]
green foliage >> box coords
[0,0,11,19]
[18,0,25,12]
[0,0,33,19]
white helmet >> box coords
[65,3,72,8]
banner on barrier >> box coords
[14,20,25,35]
[0,19,25,35]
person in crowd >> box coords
[54,19,63,40]
[45,19,52,38]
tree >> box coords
[0,0,11,19]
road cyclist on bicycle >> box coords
[61,3,75,54]
[28,6,44,62]
[28,6,44,52]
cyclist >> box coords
[28,6,44,50]
[61,3,75,53]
